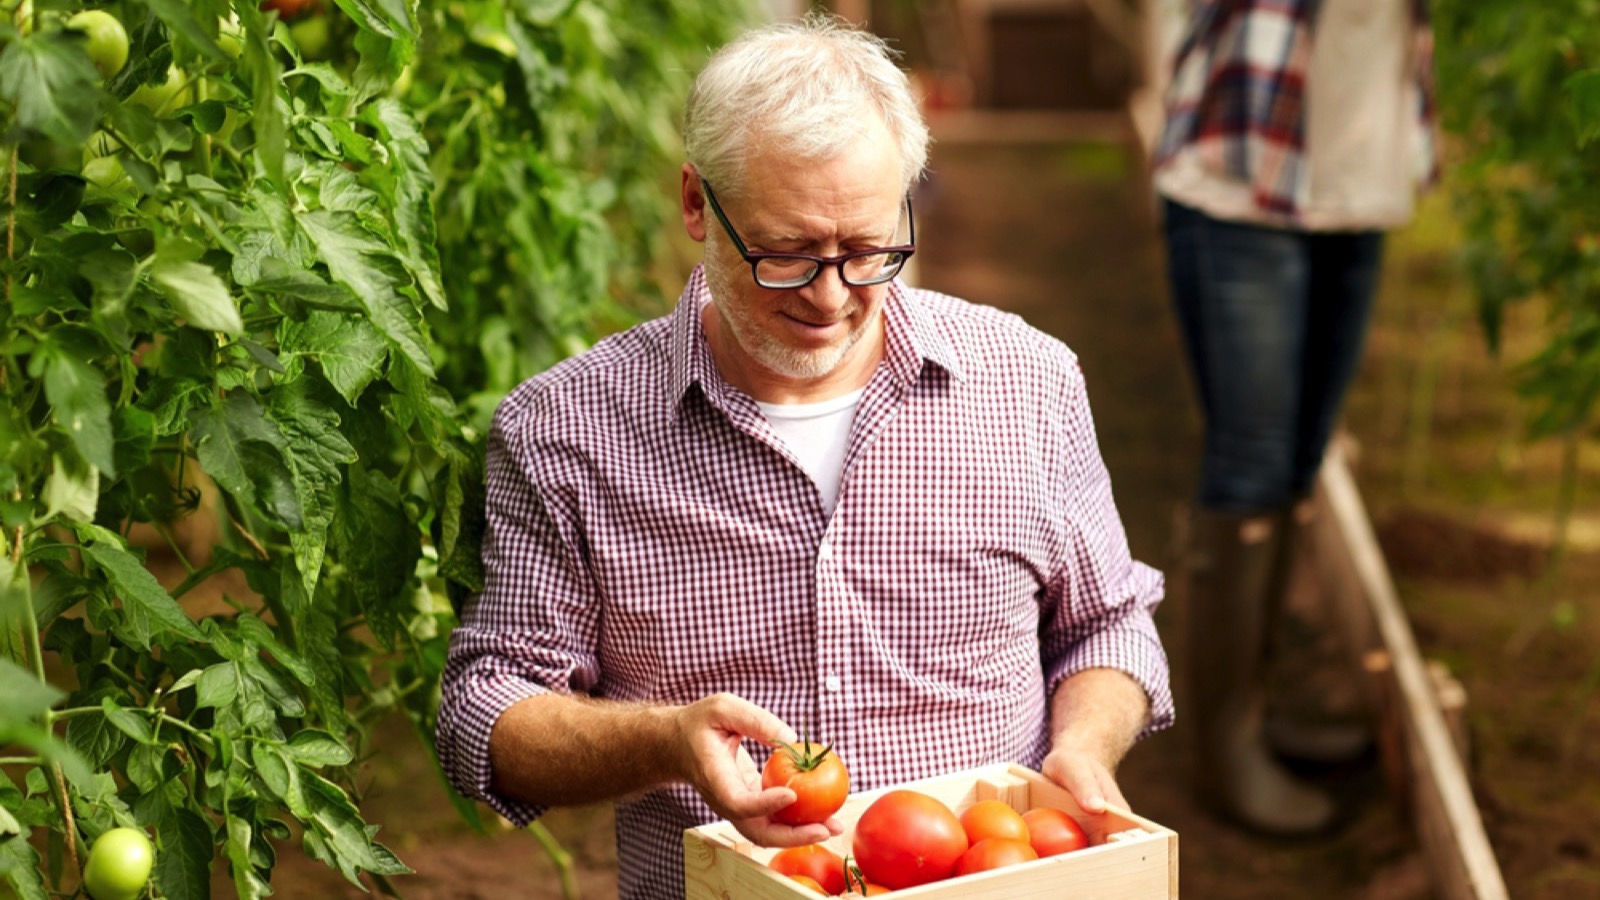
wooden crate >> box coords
[684,762,1178,898]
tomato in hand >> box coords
[769,843,847,895]
[1021,807,1089,857]
[852,789,968,889]
[954,837,1038,876]
[959,800,1030,845]
[762,739,848,826]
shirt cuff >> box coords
[1045,624,1175,740]
[438,674,553,827]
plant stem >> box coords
[527,821,581,900]
[14,530,81,878]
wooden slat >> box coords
[1319,443,1509,900]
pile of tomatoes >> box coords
[759,742,1089,895]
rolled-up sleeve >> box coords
[1037,358,1175,738]
[435,390,602,825]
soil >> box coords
[254,138,1600,898]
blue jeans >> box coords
[1163,200,1385,513]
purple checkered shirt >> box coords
[1155,0,1437,220]
[436,266,1173,898]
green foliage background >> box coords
[1433,0,1600,441]
[0,0,747,896]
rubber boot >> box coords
[1261,502,1375,767]
[1187,508,1338,836]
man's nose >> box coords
[801,263,852,316]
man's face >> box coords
[691,119,906,398]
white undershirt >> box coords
[755,388,866,512]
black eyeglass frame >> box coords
[700,178,916,290]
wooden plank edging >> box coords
[1318,444,1510,900]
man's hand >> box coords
[1039,745,1130,845]
[674,693,844,847]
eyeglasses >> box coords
[700,179,916,290]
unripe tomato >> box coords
[66,9,129,78]
[129,65,191,114]
[83,827,154,900]
[81,156,132,196]
[287,14,331,60]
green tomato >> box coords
[82,827,154,900]
[129,65,191,114]
[66,9,129,79]
[82,155,130,193]
[288,14,331,60]
[217,29,243,59]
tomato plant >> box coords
[0,0,749,898]
[954,837,1037,876]
[768,843,846,895]
[82,827,154,900]
[1021,807,1089,857]
[852,790,969,889]
[762,739,849,826]
[959,799,1029,845]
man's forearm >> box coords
[1048,667,1151,772]
[489,693,684,807]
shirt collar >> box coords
[667,264,967,417]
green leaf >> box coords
[79,540,208,648]
[285,730,353,768]
[240,8,285,187]
[373,98,446,310]
[151,256,245,335]
[41,341,115,477]
[142,0,230,62]
[39,452,98,525]
[0,833,48,900]
[513,0,578,27]
[331,0,415,41]
[299,209,435,377]
[0,658,63,727]
[154,806,214,900]
[195,663,240,710]
[112,405,157,475]
[279,312,387,405]
[250,742,299,811]
[99,696,156,745]
[65,702,129,768]
[236,613,316,687]
[191,394,304,530]
[335,464,418,648]
[224,812,265,900]
[0,31,99,145]
[1568,69,1600,146]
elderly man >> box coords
[436,14,1173,897]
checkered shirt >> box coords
[1155,0,1437,220]
[435,266,1173,899]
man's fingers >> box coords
[711,694,796,747]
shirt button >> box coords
[824,673,842,693]
[818,540,833,561]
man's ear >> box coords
[681,163,708,243]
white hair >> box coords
[684,12,930,198]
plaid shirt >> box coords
[1155,0,1436,220]
[436,267,1173,899]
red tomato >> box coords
[787,874,824,893]
[762,740,849,826]
[954,837,1038,876]
[1021,807,1089,857]
[769,844,847,895]
[959,800,1030,845]
[851,790,968,889]
[259,0,319,21]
